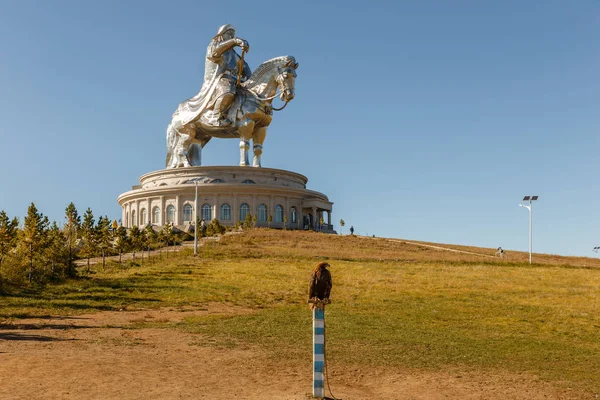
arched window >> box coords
[240,203,250,221]
[258,204,268,222]
[167,205,175,223]
[241,179,255,184]
[202,203,212,221]
[211,179,225,183]
[291,207,297,223]
[141,209,147,226]
[153,207,160,224]
[183,204,193,222]
[220,203,231,220]
[131,210,136,227]
[275,205,284,223]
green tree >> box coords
[206,219,226,237]
[20,203,49,282]
[243,213,253,230]
[96,216,112,269]
[63,202,81,277]
[129,226,143,262]
[80,208,96,273]
[43,222,68,280]
[339,219,345,235]
[0,211,18,269]
[0,211,19,291]
[319,216,325,232]
[252,214,257,228]
[114,225,129,264]
[283,215,288,230]
[161,223,174,256]
[267,214,273,228]
[144,225,158,261]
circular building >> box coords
[117,166,334,232]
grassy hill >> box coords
[2,230,600,396]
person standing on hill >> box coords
[308,262,332,308]
[349,226,354,235]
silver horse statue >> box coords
[166,56,298,168]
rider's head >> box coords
[215,24,235,41]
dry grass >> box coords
[2,229,600,396]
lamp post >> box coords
[194,180,199,255]
[519,195,539,264]
[593,246,600,259]
[185,178,203,255]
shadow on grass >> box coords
[0,323,95,331]
[0,332,71,342]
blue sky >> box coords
[1,1,599,256]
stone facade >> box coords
[117,166,333,232]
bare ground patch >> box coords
[0,306,592,399]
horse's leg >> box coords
[166,122,191,168]
[252,126,267,167]
[188,136,211,166]
[238,118,255,167]
[187,143,202,166]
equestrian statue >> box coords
[166,24,298,168]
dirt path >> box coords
[380,237,498,259]
[0,306,590,399]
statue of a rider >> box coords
[204,24,251,126]
[172,24,251,131]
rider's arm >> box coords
[242,62,252,80]
[208,38,247,62]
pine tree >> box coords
[44,222,68,280]
[129,226,143,262]
[161,223,174,257]
[283,215,288,230]
[115,226,129,264]
[243,213,253,230]
[267,214,273,228]
[96,216,112,269]
[144,225,157,262]
[339,219,345,235]
[0,211,18,269]
[80,208,96,273]
[63,202,81,277]
[20,203,49,282]
[0,211,19,291]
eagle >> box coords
[308,261,332,301]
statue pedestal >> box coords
[117,166,334,232]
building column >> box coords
[160,196,165,226]
[233,194,238,225]
[147,198,151,226]
[135,200,141,227]
[268,195,273,226]
[284,197,289,229]
[175,195,181,226]
[312,207,317,230]
[214,194,218,221]
[327,211,331,226]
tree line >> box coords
[0,202,179,291]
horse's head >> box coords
[276,57,299,102]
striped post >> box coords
[313,306,325,399]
